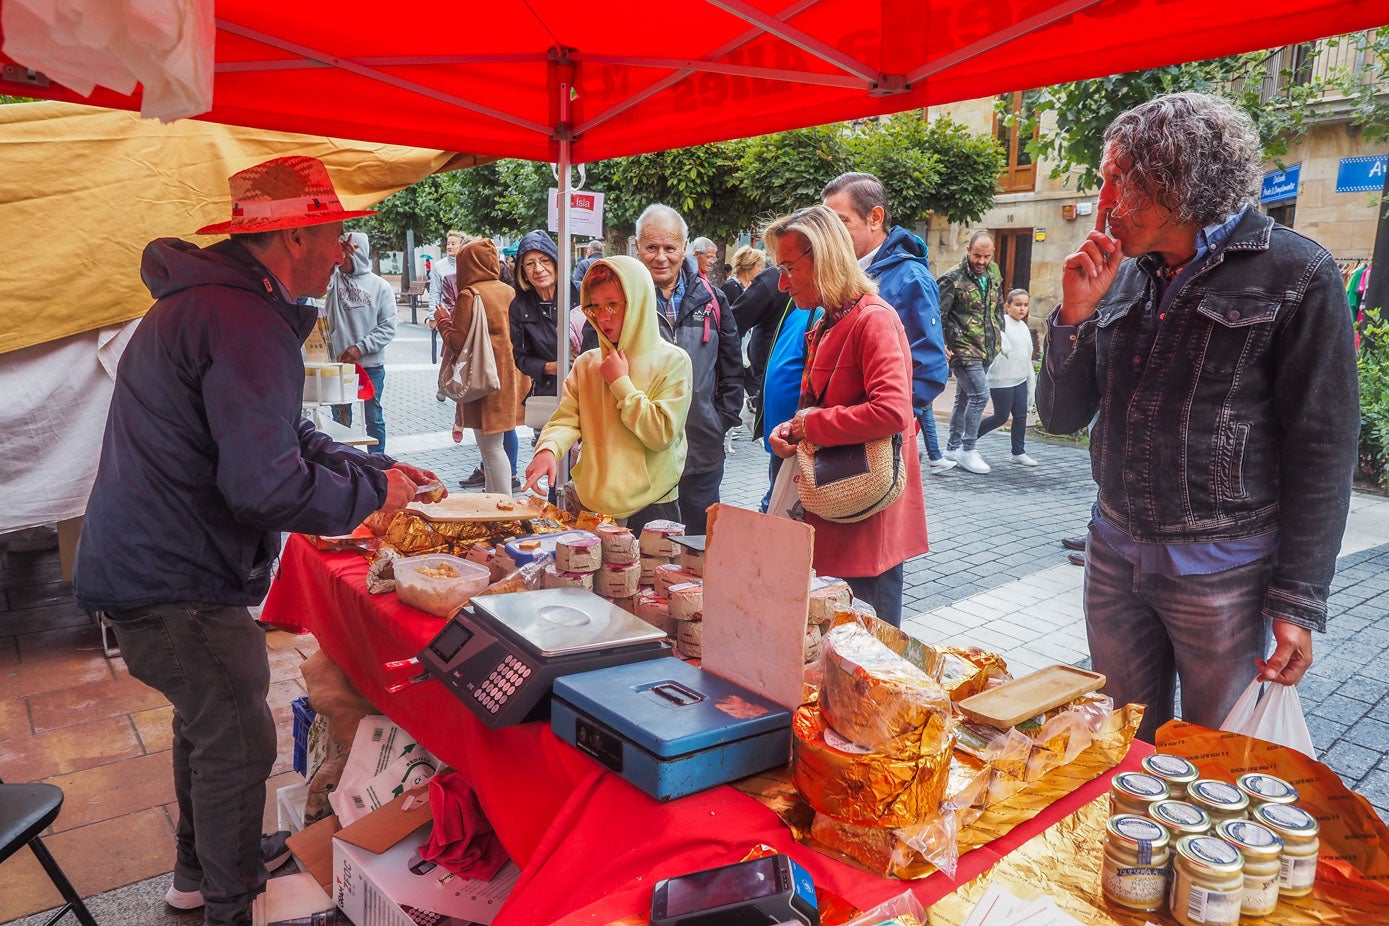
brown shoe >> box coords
[1068,552,1085,566]
[1061,536,1086,551]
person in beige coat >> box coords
[435,238,530,494]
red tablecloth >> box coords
[262,534,1149,924]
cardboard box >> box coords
[286,789,517,926]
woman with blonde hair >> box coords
[765,205,927,626]
[721,244,767,303]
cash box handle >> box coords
[650,682,704,707]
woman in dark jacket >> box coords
[508,229,581,398]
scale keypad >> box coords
[468,656,532,714]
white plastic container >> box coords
[393,554,491,617]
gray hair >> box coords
[1104,92,1260,228]
[635,204,688,245]
[690,236,715,257]
[821,171,892,227]
[586,239,604,255]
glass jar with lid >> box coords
[1149,799,1213,840]
[1110,771,1172,818]
[1187,779,1250,825]
[1236,773,1299,810]
[1251,803,1320,898]
[1169,835,1245,926]
[1214,818,1284,918]
[1142,753,1201,800]
[1102,814,1172,912]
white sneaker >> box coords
[164,886,203,910]
[956,449,991,474]
[942,448,959,462]
[165,832,294,910]
[928,457,957,474]
[1010,453,1039,467]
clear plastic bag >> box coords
[1220,679,1317,758]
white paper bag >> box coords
[1220,679,1317,759]
[767,458,804,521]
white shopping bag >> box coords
[1219,679,1317,759]
[767,458,804,521]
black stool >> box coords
[0,780,99,925]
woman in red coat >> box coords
[766,205,928,626]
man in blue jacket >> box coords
[822,173,952,473]
[74,156,436,926]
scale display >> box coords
[418,587,670,728]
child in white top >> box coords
[978,289,1039,465]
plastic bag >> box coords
[767,457,804,521]
[1220,679,1317,759]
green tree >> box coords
[739,124,850,220]
[907,116,1005,226]
[1325,27,1389,143]
[609,140,755,249]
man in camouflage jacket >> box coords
[938,231,1004,473]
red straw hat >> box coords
[196,155,378,235]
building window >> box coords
[995,91,1038,193]
[1268,202,1296,228]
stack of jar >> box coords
[1100,758,1320,924]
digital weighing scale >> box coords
[417,587,670,729]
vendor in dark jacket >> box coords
[1037,93,1359,744]
[636,204,744,535]
[74,157,437,926]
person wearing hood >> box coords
[508,229,581,400]
[822,172,952,474]
[523,256,692,531]
[636,204,744,536]
[73,156,435,926]
[436,238,530,494]
[325,231,398,453]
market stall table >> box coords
[262,532,1149,923]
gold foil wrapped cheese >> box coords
[820,623,953,757]
[791,704,952,828]
[925,646,1011,702]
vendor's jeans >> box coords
[473,429,511,494]
[846,563,905,628]
[678,463,723,536]
[330,365,387,454]
[918,404,944,461]
[1084,530,1271,744]
[978,382,1028,456]
[946,360,989,452]
[108,602,276,926]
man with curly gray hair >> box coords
[1037,92,1359,744]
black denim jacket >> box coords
[1038,210,1359,631]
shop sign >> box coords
[548,189,605,237]
[1260,164,1300,204]
[1335,155,1387,194]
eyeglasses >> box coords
[582,301,625,318]
[522,257,553,272]
[777,250,811,277]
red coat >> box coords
[800,295,928,578]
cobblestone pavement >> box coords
[375,322,1389,824]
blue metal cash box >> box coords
[551,657,792,801]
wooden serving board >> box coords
[956,665,1106,728]
[406,492,544,522]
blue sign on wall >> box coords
[1336,155,1388,194]
[1260,164,1301,204]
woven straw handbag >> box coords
[795,431,905,523]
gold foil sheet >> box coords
[791,703,953,829]
[820,623,955,757]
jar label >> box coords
[1190,837,1241,866]
[1184,885,1242,925]
[1147,754,1195,776]
[1242,873,1280,916]
[1157,803,1204,826]
[1262,803,1315,830]
[1103,866,1168,910]
[1194,781,1242,805]
[1225,820,1278,847]
[1120,773,1168,796]
[1243,775,1293,798]
[1279,854,1318,890]
[1116,817,1166,842]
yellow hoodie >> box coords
[535,256,692,519]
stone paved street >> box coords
[373,319,1389,823]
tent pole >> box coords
[555,60,574,491]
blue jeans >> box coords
[1084,529,1272,743]
[503,429,519,476]
[331,365,387,455]
[760,453,785,513]
[979,383,1028,455]
[918,404,943,461]
[846,563,905,628]
[946,359,989,452]
[109,602,277,926]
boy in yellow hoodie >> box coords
[522,256,692,531]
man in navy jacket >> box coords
[75,156,436,926]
